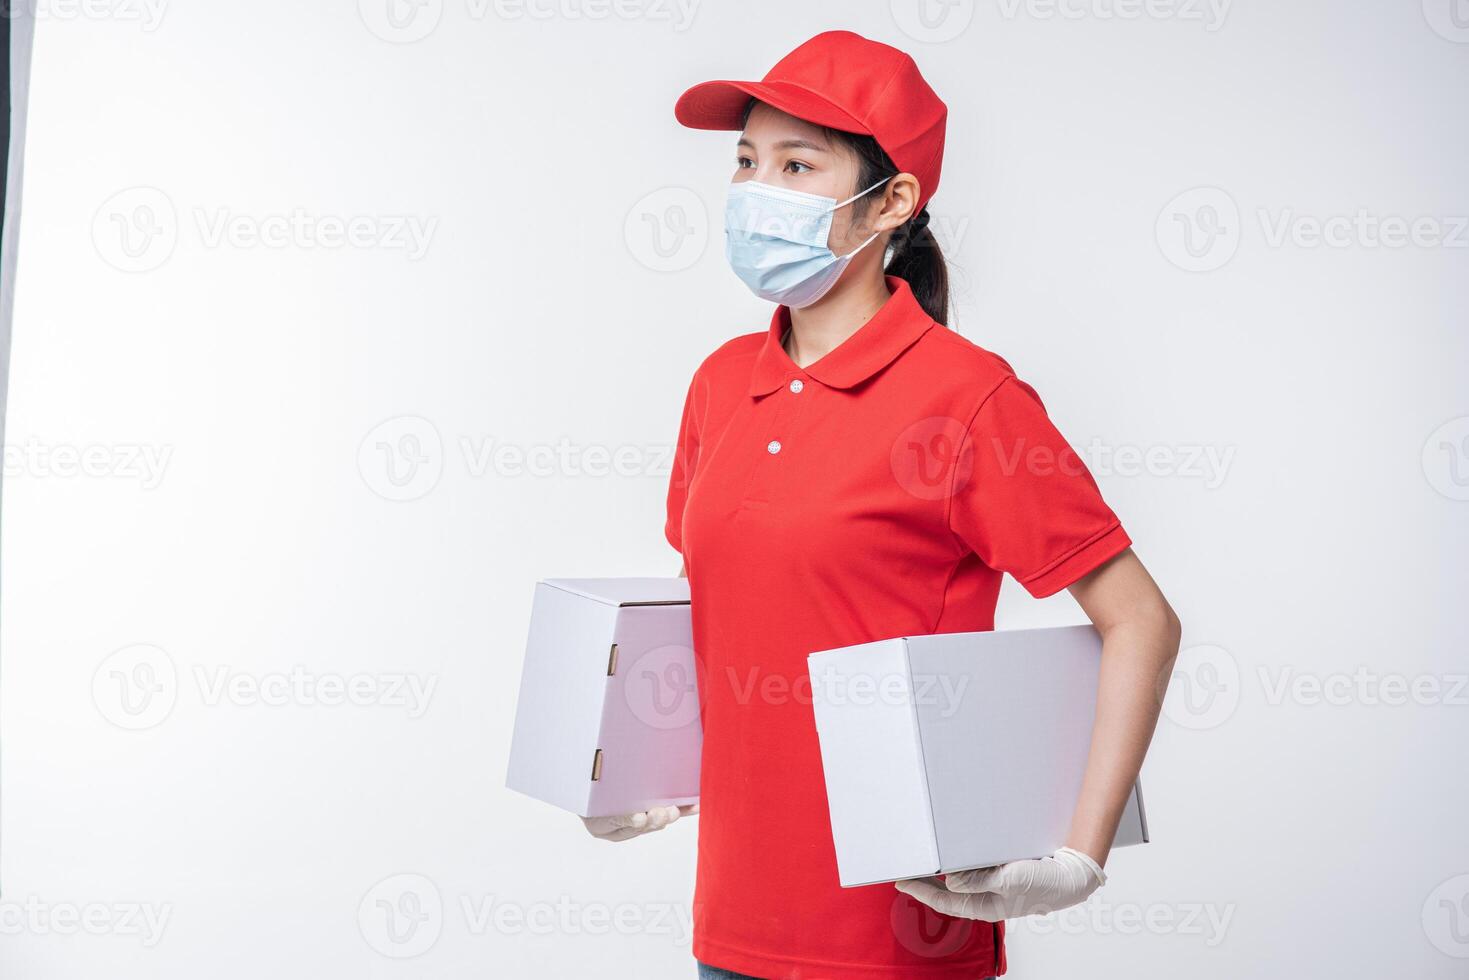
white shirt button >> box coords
[789,379,804,393]
[767,440,782,455]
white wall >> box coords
[1,1,1465,977]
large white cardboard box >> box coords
[808,625,1149,887]
[506,578,701,818]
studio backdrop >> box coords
[0,3,1464,979]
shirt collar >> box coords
[747,275,936,397]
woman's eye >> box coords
[735,156,754,169]
[785,160,812,174]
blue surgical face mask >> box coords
[723,175,892,309]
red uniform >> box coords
[665,276,1131,978]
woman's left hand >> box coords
[893,846,1106,921]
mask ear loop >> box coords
[827,175,895,257]
[827,174,893,212]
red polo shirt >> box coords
[666,275,1131,979]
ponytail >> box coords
[883,206,949,327]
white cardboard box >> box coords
[506,578,701,818]
[808,625,1149,887]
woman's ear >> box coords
[878,173,922,232]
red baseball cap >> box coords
[675,30,948,211]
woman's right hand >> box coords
[580,803,698,842]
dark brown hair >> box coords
[740,99,951,326]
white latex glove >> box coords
[580,803,698,842]
[894,846,1106,920]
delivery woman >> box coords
[581,30,1181,979]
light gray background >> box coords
[1,1,1465,977]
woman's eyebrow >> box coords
[735,136,830,153]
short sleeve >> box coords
[664,372,703,554]
[947,375,1131,597]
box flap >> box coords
[541,578,690,606]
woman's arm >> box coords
[1064,547,1181,865]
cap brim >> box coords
[674,79,869,135]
